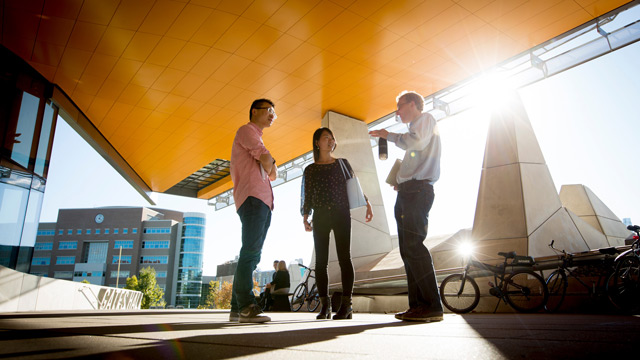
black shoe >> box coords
[316,296,331,320]
[394,308,414,321]
[402,307,443,322]
[333,295,352,320]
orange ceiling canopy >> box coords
[1,0,631,200]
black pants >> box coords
[312,207,354,298]
[395,180,442,312]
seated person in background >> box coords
[268,260,291,298]
[260,260,279,310]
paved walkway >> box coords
[1,310,638,359]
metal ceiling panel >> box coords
[0,0,632,200]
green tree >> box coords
[198,280,219,309]
[125,267,166,309]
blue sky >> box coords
[40,39,640,277]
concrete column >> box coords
[471,92,609,260]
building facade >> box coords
[1,46,58,272]
[31,207,205,308]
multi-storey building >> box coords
[31,207,205,308]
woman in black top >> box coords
[301,127,373,320]
[270,260,290,295]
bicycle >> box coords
[544,240,619,313]
[290,264,320,312]
[608,224,640,313]
[440,250,549,313]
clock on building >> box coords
[95,214,104,223]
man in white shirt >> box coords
[369,91,444,322]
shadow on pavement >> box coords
[3,317,417,359]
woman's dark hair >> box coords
[312,127,336,161]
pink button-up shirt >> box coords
[230,122,274,211]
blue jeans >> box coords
[231,196,272,313]
[394,181,443,312]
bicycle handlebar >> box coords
[548,239,568,255]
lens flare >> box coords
[458,242,474,257]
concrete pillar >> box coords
[471,92,609,260]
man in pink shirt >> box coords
[229,98,278,323]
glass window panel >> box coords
[55,256,75,265]
[140,255,168,264]
[179,253,202,268]
[31,257,50,265]
[54,271,73,279]
[34,102,55,176]
[0,181,29,246]
[181,238,203,252]
[9,92,40,168]
[182,226,204,238]
[20,185,44,247]
[112,255,131,264]
[110,270,130,278]
[114,240,133,249]
[86,242,108,263]
[34,242,53,250]
[58,241,77,250]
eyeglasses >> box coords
[254,107,277,118]
[396,102,409,111]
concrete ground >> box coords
[1,310,638,359]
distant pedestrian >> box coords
[229,99,278,323]
[369,91,444,322]
[301,127,373,320]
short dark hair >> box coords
[312,127,336,161]
[249,98,275,120]
[397,91,424,112]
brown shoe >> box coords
[402,307,444,322]
[394,308,416,320]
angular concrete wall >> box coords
[0,265,142,312]
[471,92,610,260]
[560,184,629,246]
[319,111,394,289]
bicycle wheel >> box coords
[307,284,320,312]
[439,274,480,314]
[544,270,567,313]
[291,283,307,312]
[504,270,548,313]
[608,256,640,314]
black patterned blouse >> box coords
[300,158,352,216]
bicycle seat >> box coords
[498,251,516,259]
[512,255,535,266]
